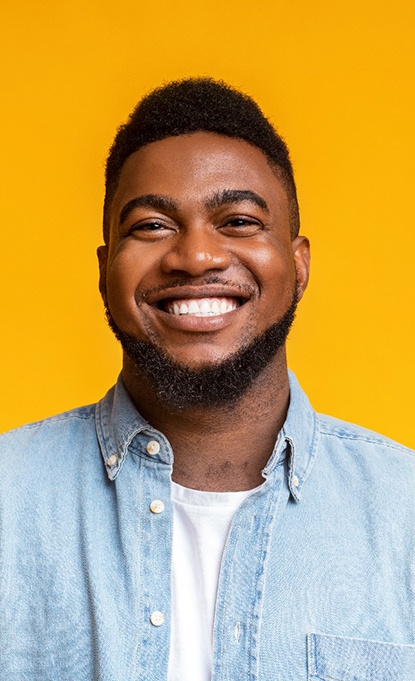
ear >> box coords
[291,236,310,302]
[97,245,109,307]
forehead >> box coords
[110,132,290,218]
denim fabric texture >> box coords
[0,372,414,680]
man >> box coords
[1,78,414,681]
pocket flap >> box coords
[308,632,415,681]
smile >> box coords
[164,297,240,317]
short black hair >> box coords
[103,77,300,242]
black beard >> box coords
[106,290,298,410]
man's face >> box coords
[99,132,309,376]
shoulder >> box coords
[315,412,415,476]
[0,404,97,453]
[317,412,413,454]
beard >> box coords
[106,287,298,410]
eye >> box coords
[220,216,264,236]
[128,220,176,239]
[133,221,163,231]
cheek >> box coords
[105,250,145,325]
[236,241,296,297]
[107,258,135,296]
[106,242,153,294]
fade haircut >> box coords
[103,78,300,243]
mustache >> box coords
[138,276,257,301]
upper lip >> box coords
[143,285,254,307]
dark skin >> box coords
[98,132,310,491]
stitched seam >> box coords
[0,410,95,436]
[318,427,414,456]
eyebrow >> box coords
[205,189,269,213]
[119,194,178,226]
[119,188,269,226]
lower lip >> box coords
[148,305,242,332]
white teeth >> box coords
[200,299,211,314]
[188,300,199,314]
[167,297,239,317]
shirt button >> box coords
[292,475,299,487]
[150,499,165,514]
[107,455,117,468]
[146,440,160,456]
[150,611,165,626]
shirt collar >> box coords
[95,375,174,481]
[96,370,319,498]
[261,371,319,501]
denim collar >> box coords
[96,370,319,501]
[282,371,320,501]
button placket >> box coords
[137,458,172,678]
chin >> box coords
[162,347,236,371]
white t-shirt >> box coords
[167,481,260,681]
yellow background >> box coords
[1,0,414,447]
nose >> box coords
[160,228,232,276]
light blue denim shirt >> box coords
[1,371,415,680]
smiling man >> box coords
[1,79,415,680]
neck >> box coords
[122,351,290,492]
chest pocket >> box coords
[307,633,415,681]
